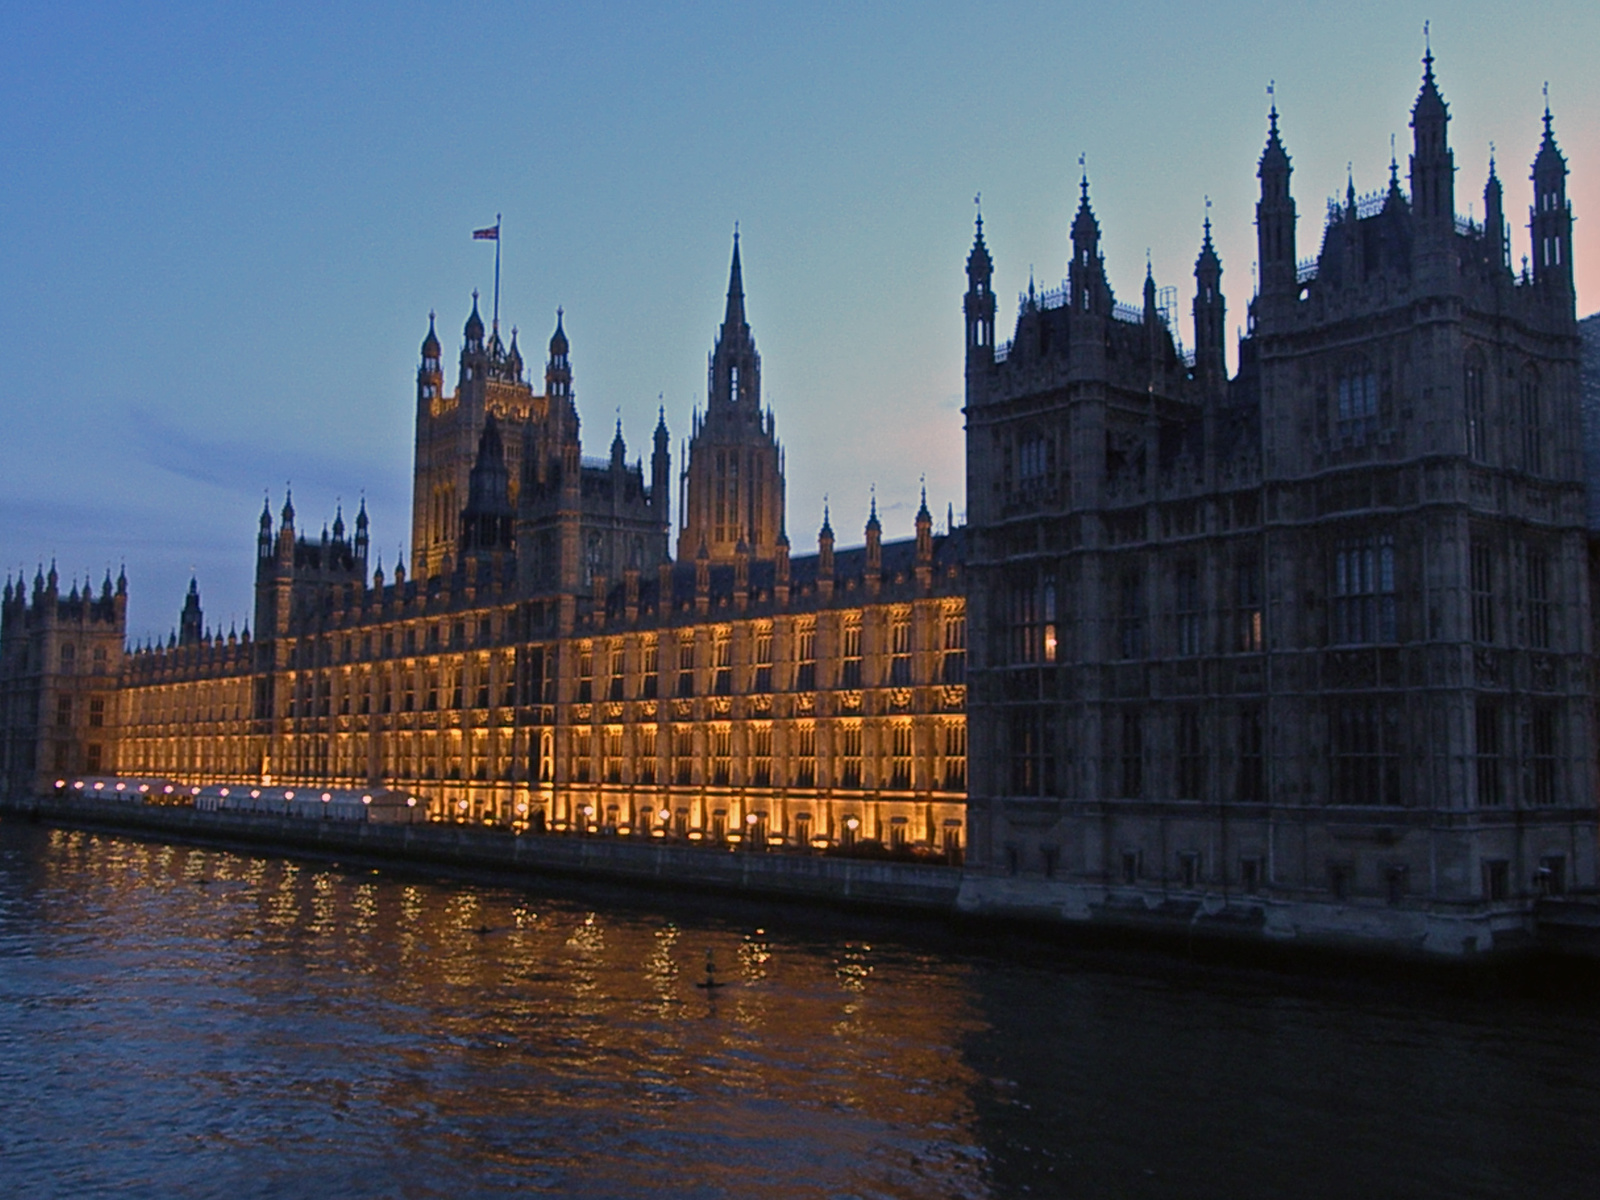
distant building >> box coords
[1,239,966,853]
[960,51,1596,945]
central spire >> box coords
[723,225,746,333]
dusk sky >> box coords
[3,1,1597,641]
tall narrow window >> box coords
[1521,366,1543,474]
[577,648,593,703]
[1530,706,1558,806]
[1332,536,1397,644]
[1475,702,1502,806]
[1116,571,1145,660]
[1118,711,1143,798]
[942,722,967,790]
[673,728,693,785]
[713,633,732,696]
[890,724,913,789]
[793,725,816,787]
[637,727,657,786]
[1464,352,1487,461]
[676,638,695,697]
[1010,711,1053,795]
[1008,575,1041,664]
[838,725,862,788]
[1238,706,1264,802]
[751,726,772,787]
[942,613,967,683]
[1331,701,1402,805]
[1175,565,1202,657]
[641,640,659,699]
[711,726,731,785]
[1236,558,1263,652]
[1176,709,1204,798]
[1336,370,1379,444]
[1527,549,1551,650]
[604,727,624,784]
[795,624,817,691]
[754,629,773,692]
[890,617,912,685]
[840,623,862,688]
[1470,541,1495,644]
[608,647,625,702]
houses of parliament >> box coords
[3,50,1597,942]
[1,235,971,854]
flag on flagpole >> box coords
[473,225,499,240]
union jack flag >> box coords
[472,225,499,240]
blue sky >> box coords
[3,1,1597,640]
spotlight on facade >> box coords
[73,780,84,789]
[54,779,65,789]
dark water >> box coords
[2,821,1598,1199]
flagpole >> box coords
[493,213,502,333]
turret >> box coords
[965,207,996,367]
[1069,173,1107,314]
[1192,211,1226,389]
[417,312,443,411]
[711,229,761,416]
[817,504,835,600]
[1256,98,1297,300]
[864,493,881,593]
[1483,153,1509,272]
[651,405,671,537]
[774,527,791,605]
[179,577,203,647]
[546,309,571,400]
[354,498,369,567]
[1409,42,1455,229]
[915,486,933,591]
[1531,99,1572,295]
[257,497,273,563]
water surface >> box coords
[1,820,1596,1198]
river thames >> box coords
[2,820,1598,1198]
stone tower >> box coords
[678,233,786,562]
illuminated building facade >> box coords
[960,53,1597,936]
[2,239,967,853]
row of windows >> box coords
[1001,702,1562,808]
[1001,535,1559,662]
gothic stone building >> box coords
[2,239,967,854]
[960,54,1597,948]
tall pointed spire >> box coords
[723,224,747,334]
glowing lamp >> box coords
[406,796,417,808]
[845,816,860,830]
[284,790,295,799]
[362,795,372,805]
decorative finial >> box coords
[974,192,982,234]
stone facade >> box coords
[960,53,1597,943]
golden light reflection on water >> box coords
[9,825,990,1197]
[18,823,1598,1199]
